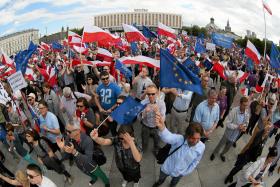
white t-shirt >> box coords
[38,176,57,187]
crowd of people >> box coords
[0,29,280,187]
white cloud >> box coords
[0,0,279,43]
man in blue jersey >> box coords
[95,71,121,136]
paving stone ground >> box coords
[1,91,279,187]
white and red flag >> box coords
[245,40,261,64]
[122,24,148,43]
[96,48,113,62]
[0,49,14,67]
[40,42,51,51]
[158,22,176,39]
[82,25,118,43]
[263,1,272,15]
[68,31,82,46]
[119,55,160,69]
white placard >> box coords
[7,71,27,92]
[0,83,11,105]
[206,42,216,51]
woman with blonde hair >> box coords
[0,170,30,187]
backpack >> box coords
[156,140,185,164]
[92,142,106,166]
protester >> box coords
[0,170,30,187]
[26,163,57,187]
[152,112,205,187]
[91,125,142,187]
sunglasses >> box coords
[147,93,156,96]
[101,77,109,81]
[103,68,109,71]
[116,102,122,105]
[27,174,39,179]
[76,105,84,108]
[66,129,78,134]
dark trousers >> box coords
[155,170,182,187]
[141,125,159,153]
[273,177,280,187]
[246,114,260,135]
[119,167,141,183]
[107,120,118,137]
[228,182,251,187]
[226,154,249,180]
[42,156,71,178]
[217,108,230,128]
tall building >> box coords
[0,29,39,56]
[94,9,182,32]
[225,19,231,32]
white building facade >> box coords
[94,9,182,31]
[0,29,39,56]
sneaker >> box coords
[122,180,128,187]
[89,180,96,186]
[224,176,233,184]
[220,154,226,162]
[210,154,215,161]
[133,182,139,187]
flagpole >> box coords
[262,0,267,65]
[96,115,111,130]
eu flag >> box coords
[195,40,206,54]
[51,41,63,51]
[15,41,37,75]
[160,49,203,95]
[203,59,213,71]
[270,43,280,70]
[130,42,139,55]
[142,26,157,38]
[111,96,145,125]
[183,57,200,75]
[246,58,254,72]
[212,33,233,49]
[115,59,132,80]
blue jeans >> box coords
[156,170,182,187]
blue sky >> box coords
[0,0,279,43]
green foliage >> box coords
[70,28,83,36]
[182,25,208,37]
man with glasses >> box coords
[56,121,110,187]
[75,97,95,136]
[140,84,166,154]
[193,89,220,142]
[95,71,121,136]
[26,163,57,187]
[38,101,61,153]
[132,66,154,101]
[93,65,116,83]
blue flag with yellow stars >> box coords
[111,96,146,125]
[160,49,203,95]
[183,57,200,75]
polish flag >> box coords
[123,24,148,43]
[82,25,117,43]
[245,40,261,64]
[68,31,82,46]
[73,45,88,54]
[40,42,51,51]
[0,67,16,78]
[212,61,227,80]
[0,49,14,67]
[119,55,160,69]
[71,59,111,67]
[237,70,249,83]
[25,67,36,81]
[255,73,274,93]
[266,54,270,62]
[36,66,57,87]
[240,87,249,96]
[96,48,113,62]
[158,22,176,39]
[263,1,272,15]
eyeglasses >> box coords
[66,129,78,134]
[76,105,84,108]
[101,77,109,81]
[147,93,156,96]
[27,173,40,179]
